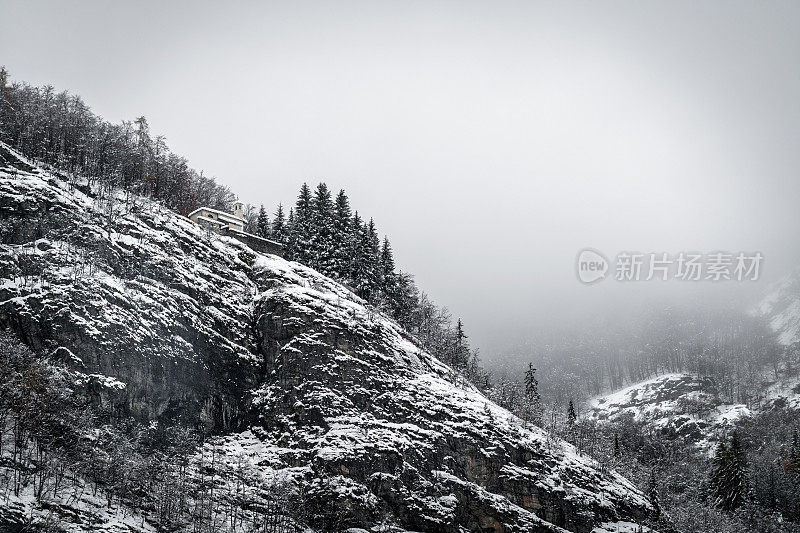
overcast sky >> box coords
[2,1,799,363]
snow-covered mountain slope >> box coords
[0,144,651,532]
[756,268,800,346]
[588,374,748,449]
[250,255,651,531]
[589,371,800,451]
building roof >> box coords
[188,206,243,224]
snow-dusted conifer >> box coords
[353,218,380,301]
[392,271,418,328]
[711,433,748,511]
[272,203,286,243]
[379,237,398,308]
[284,207,296,260]
[256,204,270,238]
[292,184,313,264]
[332,190,353,280]
[451,319,470,371]
[567,400,577,429]
[348,211,364,284]
[311,183,335,275]
[524,363,542,425]
[648,468,661,519]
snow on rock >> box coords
[588,374,747,449]
[250,236,651,531]
[589,365,800,456]
[713,403,750,425]
[0,146,261,425]
[592,521,651,533]
[0,143,652,532]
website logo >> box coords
[576,249,609,284]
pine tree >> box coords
[613,433,621,457]
[524,363,542,425]
[728,432,749,509]
[366,218,380,259]
[710,433,749,511]
[256,204,270,238]
[378,237,399,308]
[353,218,380,301]
[284,208,296,260]
[332,190,353,280]
[451,319,470,371]
[392,271,418,329]
[292,183,313,264]
[563,399,577,444]
[348,211,364,284]
[311,183,335,275]
[132,116,151,189]
[711,441,731,509]
[648,468,661,520]
[272,204,286,243]
[379,237,396,282]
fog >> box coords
[3,0,799,365]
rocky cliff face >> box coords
[0,144,650,532]
[0,151,258,430]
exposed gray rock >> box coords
[0,145,651,532]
